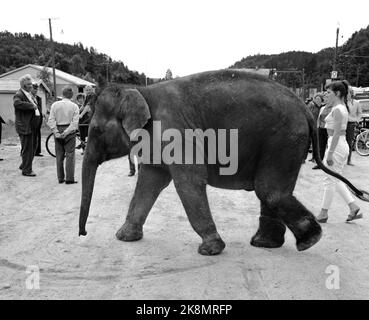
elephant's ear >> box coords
[120,89,151,140]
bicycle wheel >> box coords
[46,133,56,157]
[355,130,369,156]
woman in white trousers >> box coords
[316,81,362,223]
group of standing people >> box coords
[308,85,363,168]
[11,74,96,183]
[306,81,363,223]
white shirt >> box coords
[347,99,363,122]
[324,104,348,130]
[48,98,79,136]
[21,89,40,116]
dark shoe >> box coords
[65,180,78,184]
[312,165,320,170]
[308,158,315,162]
[0,158,3,161]
[128,171,135,177]
[22,171,36,177]
[35,153,44,157]
[76,144,83,150]
[347,162,354,166]
[19,165,23,170]
[346,210,363,222]
[59,179,65,184]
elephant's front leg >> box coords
[170,165,225,255]
[116,164,171,241]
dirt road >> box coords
[1,129,369,299]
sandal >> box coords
[316,214,328,223]
[346,210,363,222]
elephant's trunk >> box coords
[79,146,99,236]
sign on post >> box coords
[331,71,338,79]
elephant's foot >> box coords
[250,216,286,248]
[198,234,225,256]
[115,222,143,242]
[290,217,322,251]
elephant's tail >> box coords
[306,109,369,202]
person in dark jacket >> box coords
[31,82,44,157]
[0,115,5,161]
[307,93,324,123]
[307,93,324,162]
[312,94,333,170]
[13,74,40,176]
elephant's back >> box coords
[142,69,309,141]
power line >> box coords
[340,43,369,55]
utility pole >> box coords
[302,68,305,100]
[333,23,340,72]
[48,18,58,101]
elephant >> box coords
[78,69,368,255]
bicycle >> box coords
[45,124,89,157]
[355,128,369,156]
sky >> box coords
[1,0,369,78]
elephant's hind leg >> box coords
[116,164,171,242]
[170,165,225,256]
[254,188,322,251]
[277,195,322,251]
[250,202,286,248]
[254,158,322,251]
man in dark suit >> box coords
[13,74,40,176]
[0,115,5,161]
[31,82,44,157]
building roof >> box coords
[0,64,96,86]
[0,79,51,94]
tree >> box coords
[69,54,85,76]
[165,69,173,80]
[38,67,54,103]
[58,58,70,73]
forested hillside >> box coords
[337,25,369,86]
[230,24,369,88]
[230,49,334,89]
[0,31,150,86]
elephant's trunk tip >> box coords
[79,228,87,236]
